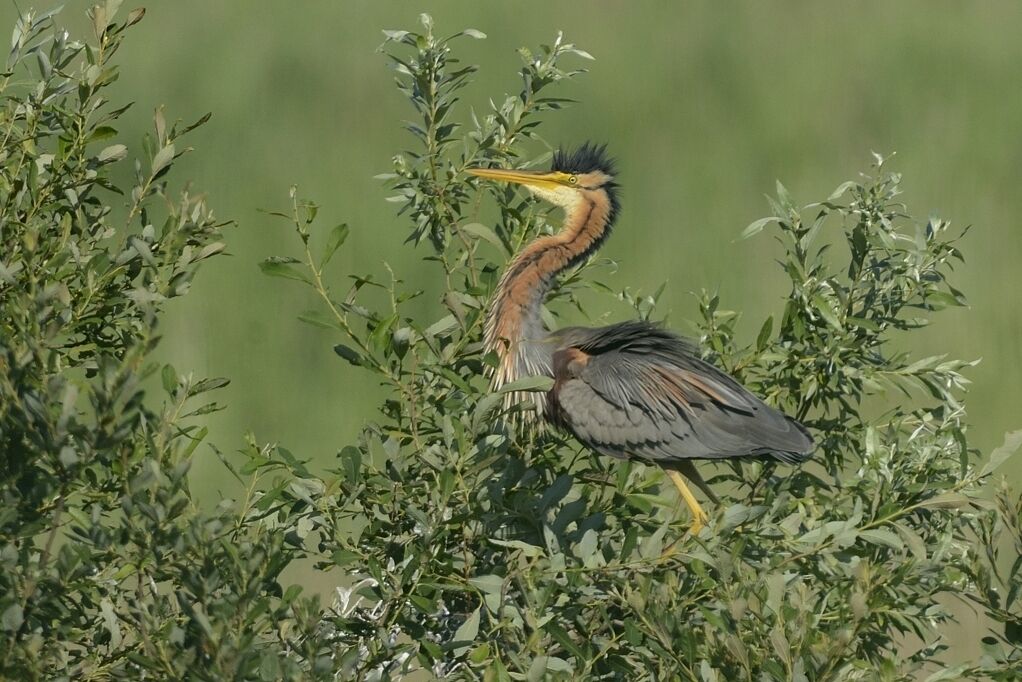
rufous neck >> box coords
[485,190,614,387]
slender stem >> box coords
[294,197,390,380]
[18,492,65,620]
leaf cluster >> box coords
[0,5,329,679]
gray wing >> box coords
[546,321,813,464]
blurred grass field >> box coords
[5,1,1020,490]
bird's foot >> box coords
[689,512,707,536]
[659,512,708,559]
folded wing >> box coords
[546,321,813,464]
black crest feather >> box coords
[551,142,616,176]
[550,141,621,259]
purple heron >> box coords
[468,143,813,532]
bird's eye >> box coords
[568,175,578,185]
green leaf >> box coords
[254,480,290,512]
[194,241,226,261]
[298,309,341,330]
[330,549,360,567]
[574,529,598,563]
[369,313,397,353]
[126,7,146,27]
[720,504,767,532]
[182,402,225,418]
[922,665,970,682]
[333,344,362,366]
[451,608,480,654]
[847,315,880,331]
[740,216,779,240]
[278,446,312,478]
[527,657,548,682]
[188,377,230,397]
[180,111,212,136]
[545,657,573,673]
[625,493,667,514]
[468,574,503,594]
[258,652,280,681]
[1,604,24,632]
[923,290,967,309]
[765,573,786,615]
[97,144,127,163]
[798,519,859,546]
[827,180,857,201]
[472,392,503,431]
[497,375,554,394]
[461,222,507,255]
[567,47,595,60]
[700,660,719,682]
[769,626,791,668]
[755,316,773,351]
[99,599,122,647]
[321,223,349,266]
[917,492,972,509]
[545,622,586,660]
[900,355,944,375]
[301,201,318,224]
[424,314,458,339]
[489,538,544,557]
[259,259,311,284]
[775,180,794,211]
[893,522,927,560]
[381,29,410,42]
[151,143,175,175]
[979,429,1022,478]
[859,529,904,551]
[89,125,118,142]
[812,294,843,329]
[161,364,177,393]
[339,446,362,483]
[639,521,669,558]
[131,237,157,267]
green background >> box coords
[5,3,1021,488]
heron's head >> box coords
[468,142,619,219]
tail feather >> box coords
[770,417,814,464]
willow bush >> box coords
[2,6,1021,681]
[0,5,318,679]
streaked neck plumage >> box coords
[484,185,616,406]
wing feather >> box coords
[547,321,814,463]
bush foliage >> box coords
[2,6,1021,681]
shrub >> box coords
[2,6,1020,681]
[0,4,315,679]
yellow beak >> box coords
[467,167,568,189]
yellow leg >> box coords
[666,470,709,534]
